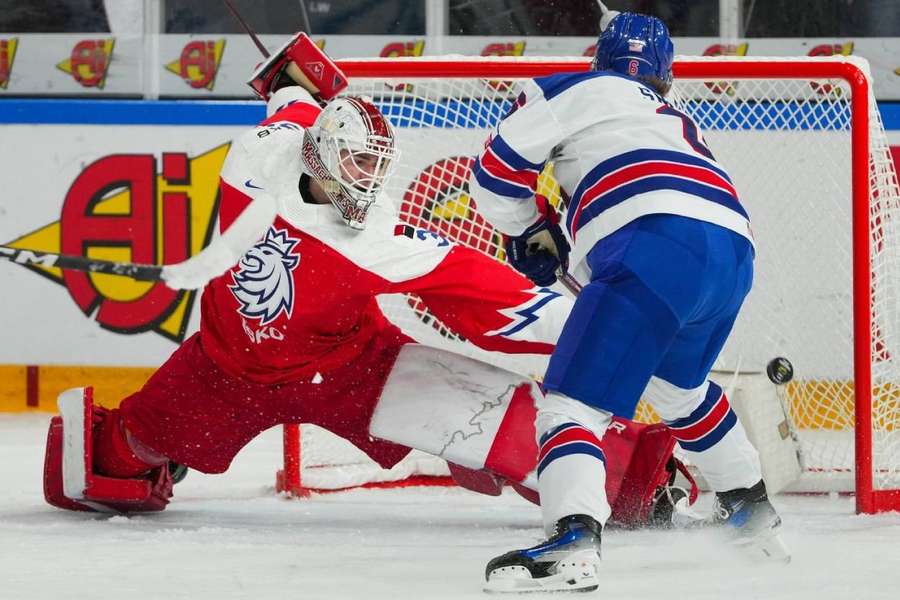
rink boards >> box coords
[0,99,898,428]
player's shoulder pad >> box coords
[240,91,320,155]
[263,99,322,129]
[226,120,306,188]
[372,206,459,258]
[233,115,306,157]
[532,69,640,101]
[265,86,321,121]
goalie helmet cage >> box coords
[276,56,900,515]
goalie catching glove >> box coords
[248,32,348,103]
[504,195,571,287]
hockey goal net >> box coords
[278,56,900,514]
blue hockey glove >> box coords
[504,197,571,287]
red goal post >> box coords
[277,56,900,514]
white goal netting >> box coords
[292,56,900,507]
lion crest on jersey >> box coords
[229,227,301,325]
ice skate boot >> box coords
[713,480,790,563]
[484,514,602,593]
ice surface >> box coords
[2,414,899,600]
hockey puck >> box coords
[766,357,794,385]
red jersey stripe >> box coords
[538,426,603,464]
[480,146,539,191]
[669,393,730,442]
[572,160,739,233]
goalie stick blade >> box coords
[484,550,600,594]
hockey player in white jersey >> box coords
[469,10,788,593]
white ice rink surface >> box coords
[2,414,900,600]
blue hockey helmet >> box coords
[592,12,674,89]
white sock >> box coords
[535,393,612,534]
[647,377,762,492]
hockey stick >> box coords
[556,268,582,295]
[296,0,313,35]
[222,0,271,58]
[766,356,804,465]
[1,4,275,287]
[1,183,277,289]
[0,245,163,281]
[596,1,620,31]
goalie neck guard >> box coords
[301,97,398,230]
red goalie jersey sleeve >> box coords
[386,231,569,358]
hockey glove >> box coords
[248,32,348,103]
[504,196,571,287]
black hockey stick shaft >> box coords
[2,4,269,284]
[2,2,269,286]
[556,268,582,295]
[0,245,163,281]
[297,0,313,35]
[222,0,271,58]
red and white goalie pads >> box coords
[369,346,697,527]
[248,32,348,102]
[43,387,174,513]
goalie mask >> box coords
[301,97,398,229]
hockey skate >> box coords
[710,480,790,563]
[43,387,175,513]
[484,514,602,594]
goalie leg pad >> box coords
[43,387,174,513]
[505,416,696,530]
[370,346,697,528]
[370,345,540,480]
[43,416,93,512]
